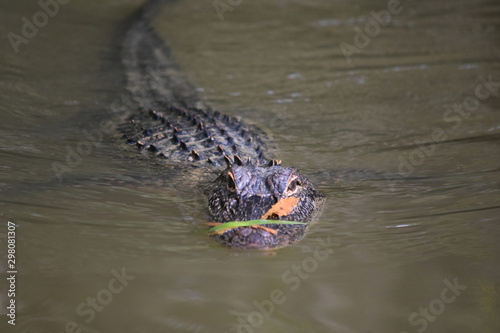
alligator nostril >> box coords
[239,227,252,237]
[257,228,271,237]
[267,213,280,220]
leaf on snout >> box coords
[261,196,300,220]
[204,219,306,235]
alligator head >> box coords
[206,165,325,249]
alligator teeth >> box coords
[234,154,243,166]
[162,118,171,128]
[153,110,163,121]
[179,141,188,151]
[207,157,222,167]
[191,150,201,161]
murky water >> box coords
[1,0,499,332]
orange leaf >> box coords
[251,225,278,235]
[261,197,300,220]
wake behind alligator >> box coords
[120,1,325,249]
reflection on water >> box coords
[0,0,499,332]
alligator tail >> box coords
[121,0,206,111]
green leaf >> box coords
[209,219,307,233]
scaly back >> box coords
[120,3,273,167]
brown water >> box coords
[1,0,499,332]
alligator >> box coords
[120,0,325,249]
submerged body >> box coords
[121,1,325,249]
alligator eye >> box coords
[285,177,301,196]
